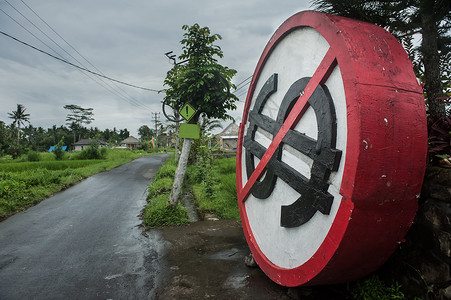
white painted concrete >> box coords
[242,27,348,269]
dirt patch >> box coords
[155,219,347,299]
[155,220,291,299]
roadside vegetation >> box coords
[0,146,150,221]
[142,157,190,227]
[190,153,238,220]
[142,151,238,228]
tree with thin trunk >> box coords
[311,0,450,119]
[8,104,30,145]
[63,104,94,143]
[162,23,238,207]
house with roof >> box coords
[73,139,108,151]
[120,136,141,150]
[218,122,239,152]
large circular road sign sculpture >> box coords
[236,11,427,286]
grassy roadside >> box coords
[142,155,238,228]
[142,157,190,227]
[190,157,238,220]
[0,148,148,220]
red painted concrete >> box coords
[236,11,427,286]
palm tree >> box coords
[8,104,30,145]
[311,0,450,119]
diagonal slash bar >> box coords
[239,48,337,203]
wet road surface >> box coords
[0,154,170,299]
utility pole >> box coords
[152,112,160,151]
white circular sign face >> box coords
[241,27,347,269]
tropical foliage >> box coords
[8,104,30,146]
[311,0,451,119]
[162,24,239,122]
[0,119,131,158]
[162,24,238,207]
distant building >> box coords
[73,139,108,151]
[120,136,141,150]
[218,122,239,152]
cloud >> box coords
[0,0,311,137]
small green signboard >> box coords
[179,103,197,122]
[179,123,200,139]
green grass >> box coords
[143,194,189,227]
[0,160,100,172]
[0,148,147,220]
[348,275,405,300]
[142,155,239,227]
[191,157,239,220]
[142,156,190,227]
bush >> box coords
[0,178,27,218]
[83,142,101,159]
[26,151,40,162]
[53,139,66,160]
[72,144,108,160]
[0,178,26,199]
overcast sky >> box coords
[0,0,314,137]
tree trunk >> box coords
[421,11,446,119]
[167,138,192,206]
[175,122,180,162]
[16,124,20,145]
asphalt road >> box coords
[0,153,171,300]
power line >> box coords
[235,75,252,88]
[1,2,153,110]
[16,0,154,110]
[232,75,252,96]
[0,7,61,58]
[0,30,161,93]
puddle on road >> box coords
[223,273,249,289]
[208,248,246,261]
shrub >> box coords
[83,142,100,159]
[0,178,26,199]
[0,178,27,218]
[26,151,41,162]
[53,139,65,160]
[99,147,108,159]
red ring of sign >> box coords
[236,11,427,286]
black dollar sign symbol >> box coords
[244,74,342,228]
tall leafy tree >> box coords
[138,125,154,141]
[63,104,94,143]
[162,24,238,206]
[8,104,30,145]
[0,121,14,155]
[311,0,451,118]
[119,128,130,140]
